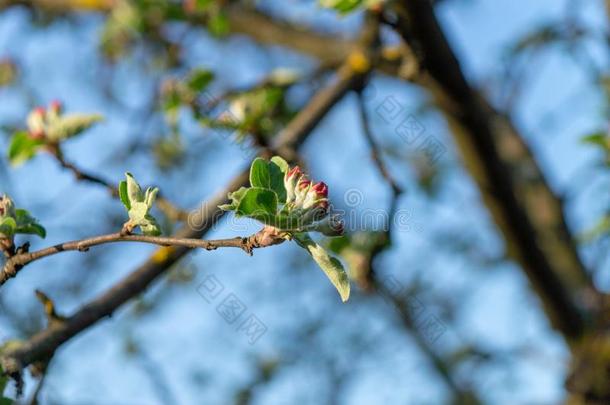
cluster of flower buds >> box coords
[283,165,343,236]
[26,100,63,139]
[0,194,15,221]
[0,194,16,247]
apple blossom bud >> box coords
[284,166,302,203]
[0,194,15,219]
[294,177,311,206]
[297,178,311,190]
[311,182,328,198]
[302,182,328,210]
[27,107,46,139]
[49,100,63,115]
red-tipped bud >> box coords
[311,182,328,198]
[298,178,311,190]
[33,107,45,117]
[49,100,62,114]
[287,166,302,179]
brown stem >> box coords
[51,146,189,222]
[0,228,285,286]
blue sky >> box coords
[0,0,608,404]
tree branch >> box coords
[0,54,372,378]
[50,147,189,222]
[389,0,595,341]
[0,228,286,286]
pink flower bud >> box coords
[298,178,311,190]
[311,182,328,198]
[49,100,62,114]
[286,166,302,179]
[27,107,47,138]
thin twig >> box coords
[356,90,403,197]
[0,229,285,286]
[52,149,189,222]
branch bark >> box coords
[389,0,596,341]
[0,229,286,285]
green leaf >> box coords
[139,214,162,236]
[187,69,214,93]
[326,235,351,254]
[249,157,287,203]
[249,158,271,188]
[119,180,131,210]
[128,202,161,236]
[0,374,10,404]
[294,233,350,302]
[46,113,103,141]
[268,159,287,203]
[8,131,44,166]
[319,0,364,13]
[14,209,45,238]
[128,202,149,223]
[208,12,229,37]
[144,187,159,210]
[270,156,289,173]
[581,132,608,149]
[219,187,248,211]
[0,217,16,238]
[236,187,278,222]
[125,172,143,203]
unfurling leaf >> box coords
[15,209,46,238]
[46,113,103,142]
[294,233,350,302]
[0,195,46,243]
[119,180,131,210]
[8,131,45,166]
[236,188,278,223]
[119,173,161,236]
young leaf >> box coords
[268,160,287,203]
[249,158,271,189]
[0,374,10,405]
[294,233,350,302]
[125,172,143,203]
[187,69,214,93]
[144,187,159,210]
[47,113,103,141]
[270,156,289,173]
[118,180,131,210]
[120,173,162,236]
[14,209,46,238]
[0,217,16,238]
[249,157,288,203]
[581,132,608,150]
[236,187,278,222]
[139,215,162,236]
[219,187,249,211]
[8,131,44,166]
